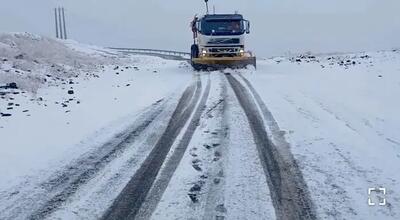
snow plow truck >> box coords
[190,10,256,71]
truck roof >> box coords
[202,14,243,21]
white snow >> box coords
[1,31,399,220]
[244,50,400,219]
[0,33,193,194]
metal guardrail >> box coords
[108,47,190,60]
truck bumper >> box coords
[191,54,256,71]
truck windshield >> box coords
[200,20,244,36]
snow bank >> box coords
[0,32,121,92]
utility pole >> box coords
[54,8,59,38]
[58,7,64,39]
[62,7,67,39]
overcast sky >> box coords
[1,0,399,57]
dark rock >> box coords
[378,75,383,78]
[115,72,119,75]
[7,107,13,110]
[126,84,130,87]
[37,97,43,101]
[22,110,29,113]
[1,113,12,117]
[14,54,24,59]
[2,58,7,62]
[296,59,302,62]
[113,66,119,70]
[7,103,14,106]
[62,103,68,108]
[68,90,74,95]
[7,82,18,89]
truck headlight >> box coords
[202,49,207,56]
[239,49,245,56]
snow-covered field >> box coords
[1,33,399,220]
[245,51,400,219]
[0,33,192,191]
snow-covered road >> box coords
[1,34,399,220]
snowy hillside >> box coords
[0,33,399,220]
[0,33,192,192]
[0,32,123,93]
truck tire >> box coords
[191,44,199,59]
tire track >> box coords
[135,75,211,220]
[102,76,203,220]
[225,73,316,220]
[2,99,167,220]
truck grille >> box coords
[204,47,242,57]
[207,38,240,44]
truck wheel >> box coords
[191,44,199,59]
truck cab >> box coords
[191,13,255,70]
[195,14,250,57]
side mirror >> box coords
[197,22,201,32]
[245,20,250,34]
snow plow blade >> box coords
[191,55,256,71]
